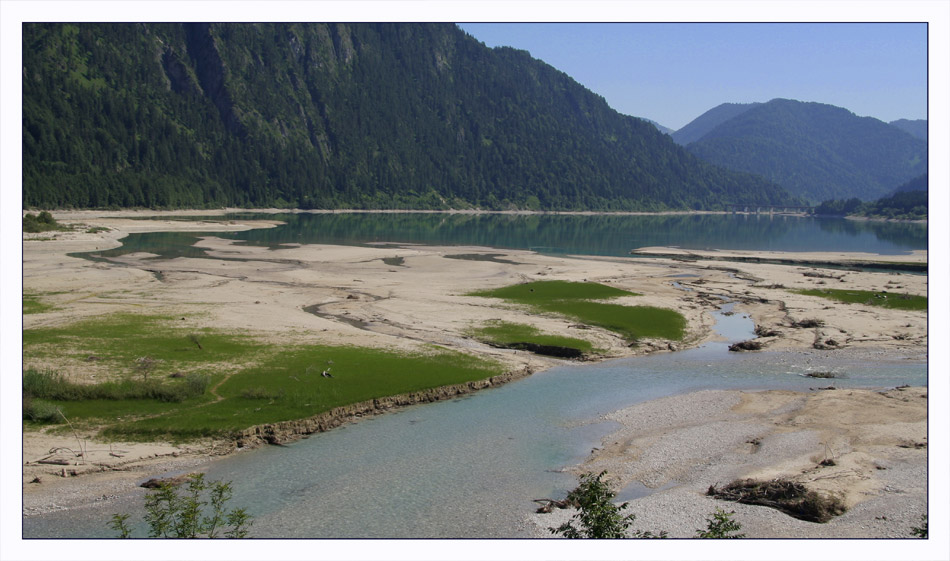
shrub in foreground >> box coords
[111,473,252,538]
[550,471,667,539]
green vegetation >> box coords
[685,99,927,203]
[792,288,927,311]
[105,345,500,440]
[23,313,504,439]
[24,368,210,404]
[911,514,927,538]
[23,293,55,315]
[23,23,795,211]
[23,313,259,379]
[23,211,65,233]
[550,471,667,539]
[470,281,686,342]
[813,176,927,220]
[696,508,745,538]
[468,320,598,356]
[111,473,252,538]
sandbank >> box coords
[531,386,927,538]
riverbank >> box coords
[531,385,928,538]
[19,210,928,536]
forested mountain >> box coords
[22,23,796,211]
[670,102,759,146]
[813,172,927,220]
[644,119,674,135]
[682,99,927,202]
[889,119,927,141]
[891,173,928,194]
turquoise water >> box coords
[86,212,926,263]
[23,306,925,538]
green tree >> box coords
[550,471,666,539]
[696,508,745,538]
[110,473,253,538]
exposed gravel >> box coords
[526,387,928,539]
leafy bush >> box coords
[696,508,745,538]
[111,473,252,538]
[911,514,927,538]
[23,211,64,233]
[23,396,65,423]
[550,471,666,539]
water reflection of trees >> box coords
[815,218,927,249]
[80,213,926,261]
[231,213,925,256]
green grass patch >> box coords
[470,280,637,303]
[469,320,597,355]
[469,280,685,342]
[792,288,927,311]
[23,294,55,315]
[23,313,260,377]
[103,345,503,440]
[24,312,507,440]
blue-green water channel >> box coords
[23,305,925,538]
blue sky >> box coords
[458,23,927,131]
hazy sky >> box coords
[458,23,927,131]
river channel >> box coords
[25,213,927,538]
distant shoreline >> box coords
[36,206,927,225]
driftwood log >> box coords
[532,498,578,514]
[707,478,846,523]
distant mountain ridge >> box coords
[889,119,927,141]
[22,23,796,211]
[643,119,674,135]
[670,102,760,146]
[678,99,927,202]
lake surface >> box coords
[89,212,926,262]
[27,213,927,538]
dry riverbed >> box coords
[18,209,930,540]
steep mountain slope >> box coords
[684,99,927,202]
[22,23,795,211]
[891,173,928,194]
[644,119,674,135]
[889,119,927,141]
[670,102,759,146]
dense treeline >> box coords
[812,174,927,220]
[683,99,927,203]
[23,23,796,211]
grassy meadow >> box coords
[22,312,504,440]
[470,280,686,342]
[792,288,927,311]
[468,320,599,356]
